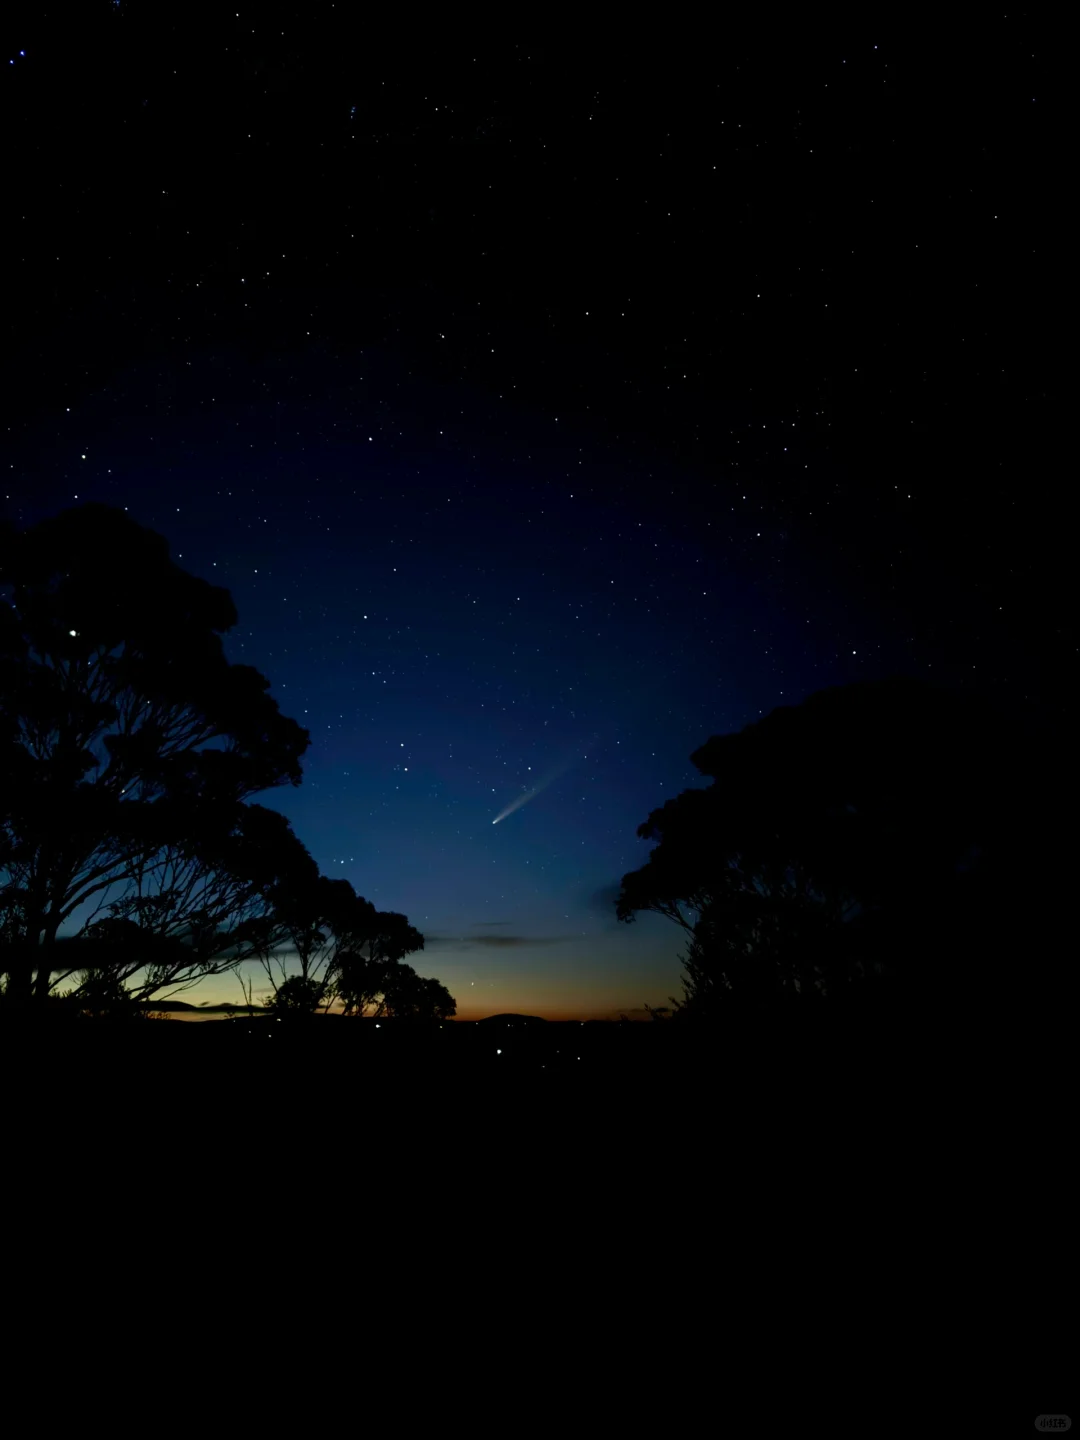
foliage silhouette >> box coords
[379,963,456,1022]
[0,503,318,1008]
[53,968,151,1022]
[332,949,392,1018]
[0,503,452,1020]
[238,871,432,1016]
[332,918,447,1019]
[616,676,1037,1018]
[263,973,327,1019]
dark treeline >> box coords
[1,503,1069,1064]
[616,671,1070,1032]
[0,503,454,1026]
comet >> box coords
[491,751,584,825]
[492,788,542,825]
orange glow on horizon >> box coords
[162,1003,656,1023]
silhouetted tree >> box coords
[616,677,1022,1016]
[363,910,426,969]
[235,967,258,1019]
[53,967,150,1022]
[644,1004,674,1022]
[0,503,311,1011]
[379,963,456,1022]
[244,872,363,1002]
[235,864,440,1020]
[263,973,326,1019]
[331,910,427,1016]
[332,950,389,1017]
[0,802,320,1014]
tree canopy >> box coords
[0,503,314,1008]
[245,871,431,1017]
[0,503,452,1023]
[616,676,1034,1017]
[378,963,456,1022]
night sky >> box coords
[2,12,1066,1019]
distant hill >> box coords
[139,1000,253,1015]
[476,1013,548,1027]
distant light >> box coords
[69,630,77,637]
[496,1049,502,1055]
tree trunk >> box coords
[33,919,61,1004]
[2,951,33,1009]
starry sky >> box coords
[1,12,1066,1018]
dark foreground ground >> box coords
[2,995,1066,1308]
[3,1002,1067,1433]
[0,997,989,1134]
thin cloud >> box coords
[425,933,576,950]
[472,934,575,948]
